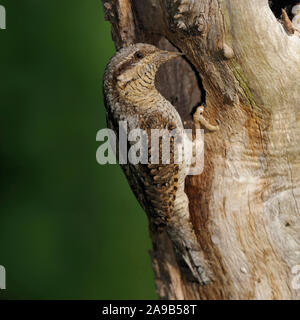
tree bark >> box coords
[102,0,300,300]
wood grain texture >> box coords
[102,0,300,300]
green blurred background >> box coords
[0,0,156,299]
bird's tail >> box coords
[167,193,211,285]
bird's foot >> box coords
[193,105,219,131]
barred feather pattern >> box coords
[103,43,210,284]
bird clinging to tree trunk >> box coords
[103,43,218,285]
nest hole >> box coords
[269,0,299,19]
[153,37,205,127]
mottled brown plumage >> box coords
[103,43,211,284]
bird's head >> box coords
[105,43,183,93]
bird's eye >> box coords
[135,51,144,59]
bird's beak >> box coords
[155,50,184,64]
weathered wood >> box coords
[102,0,300,300]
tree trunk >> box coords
[102,0,300,300]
